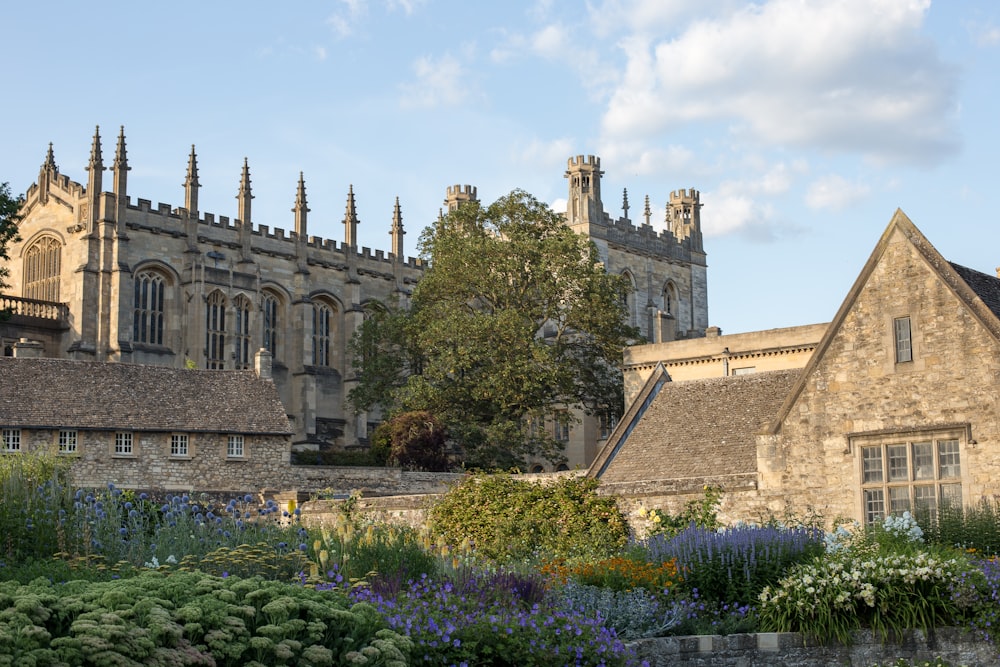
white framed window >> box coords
[227,435,245,458]
[894,316,912,363]
[2,428,21,453]
[58,430,78,454]
[170,434,189,457]
[115,432,133,455]
[857,430,963,524]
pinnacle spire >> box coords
[43,143,58,173]
[184,145,200,216]
[390,196,404,258]
[112,126,130,173]
[236,157,253,225]
[343,185,359,247]
[86,126,104,173]
[293,172,309,236]
[643,194,651,226]
[622,188,630,221]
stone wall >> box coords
[631,629,996,667]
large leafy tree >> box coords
[349,189,638,469]
[0,183,23,293]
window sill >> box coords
[226,456,247,462]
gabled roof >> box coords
[0,357,292,435]
[765,210,1000,434]
[588,368,800,483]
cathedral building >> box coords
[1,130,708,470]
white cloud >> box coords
[600,0,960,165]
[515,138,575,167]
[326,0,366,38]
[398,54,469,109]
[805,174,872,210]
[968,20,1000,47]
[386,0,424,15]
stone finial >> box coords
[42,143,58,173]
[184,145,200,217]
[86,126,104,175]
[622,188,630,221]
[236,157,254,225]
[113,126,130,173]
[643,194,651,227]
[293,172,309,237]
[390,196,404,258]
[86,127,105,207]
[343,185,359,247]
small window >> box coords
[115,432,133,455]
[732,367,756,376]
[554,415,570,443]
[2,428,21,453]
[227,435,245,458]
[894,316,912,363]
[171,434,189,457]
[58,430,78,454]
[598,412,618,440]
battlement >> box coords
[670,188,700,203]
[568,155,601,169]
[446,184,477,199]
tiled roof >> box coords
[950,262,1000,321]
[0,357,292,434]
[598,369,800,484]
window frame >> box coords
[853,427,966,524]
[312,301,333,367]
[227,434,245,458]
[2,428,21,453]
[170,433,190,458]
[58,429,78,454]
[133,270,167,346]
[114,432,134,456]
[205,291,227,369]
[894,316,913,364]
[233,294,253,370]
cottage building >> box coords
[0,346,292,493]
[592,211,1000,526]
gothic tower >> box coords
[564,155,604,227]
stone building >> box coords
[0,345,293,493]
[1,131,709,470]
[591,211,1000,526]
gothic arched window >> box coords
[133,271,166,345]
[312,300,334,367]
[262,291,280,360]
[663,282,677,316]
[234,294,252,370]
[205,291,227,369]
[23,236,61,302]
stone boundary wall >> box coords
[630,628,996,667]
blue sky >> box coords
[4,1,999,335]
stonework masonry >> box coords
[1,133,710,471]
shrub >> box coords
[0,571,411,666]
[378,410,450,472]
[919,498,1000,557]
[641,486,722,538]
[427,473,628,563]
[558,581,681,640]
[757,548,981,644]
[0,453,74,564]
[540,555,682,593]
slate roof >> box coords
[0,357,292,434]
[596,369,800,484]
[950,262,1000,321]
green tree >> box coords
[349,189,638,469]
[0,182,23,293]
[373,410,450,471]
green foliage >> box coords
[641,485,723,538]
[427,473,629,563]
[291,448,386,466]
[0,453,75,564]
[0,571,411,667]
[918,497,1000,556]
[757,539,981,645]
[377,410,449,471]
[0,182,22,293]
[348,189,638,469]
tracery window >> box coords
[23,236,61,302]
[312,301,333,367]
[262,293,280,360]
[663,282,677,316]
[133,271,166,345]
[206,291,227,369]
[234,295,252,370]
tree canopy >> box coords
[349,189,638,469]
[0,183,23,293]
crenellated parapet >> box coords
[444,184,477,212]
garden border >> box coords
[630,628,996,666]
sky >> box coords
[3,0,999,335]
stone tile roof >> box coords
[598,369,800,484]
[0,357,292,434]
[950,262,1000,321]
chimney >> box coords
[254,348,273,380]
